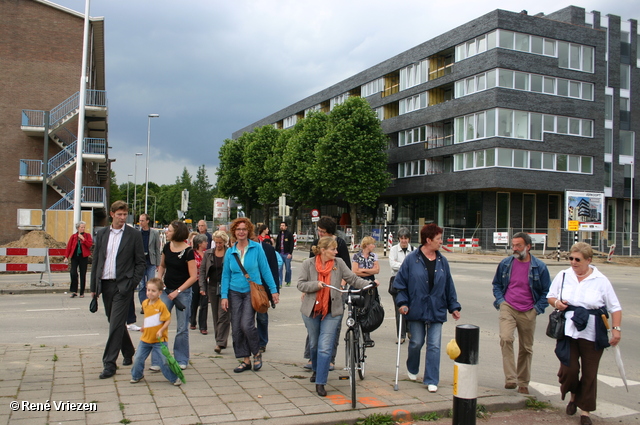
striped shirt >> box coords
[101,226,124,280]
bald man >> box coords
[197,220,212,249]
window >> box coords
[604,129,613,154]
[531,36,544,54]
[530,113,542,141]
[605,94,613,120]
[496,193,510,229]
[498,109,512,137]
[523,194,536,232]
[497,148,512,166]
[620,130,635,156]
[620,65,631,90]
[514,72,528,90]
[499,30,514,49]
[498,69,514,88]
[557,79,569,96]
[514,150,527,168]
[558,41,594,72]
[530,151,542,169]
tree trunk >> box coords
[350,202,358,246]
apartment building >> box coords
[234,6,638,252]
[0,0,109,244]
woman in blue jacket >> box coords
[221,218,279,373]
[393,223,461,393]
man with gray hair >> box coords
[491,232,551,395]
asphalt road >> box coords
[0,253,638,421]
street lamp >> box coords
[148,195,157,228]
[145,114,160,214]
[133,152,143,224]
[127,173,133,223]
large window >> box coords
[455,68,594,101]
[399,92,427,115]
[454,148,593,174]
[557,41,594,72]
[620,130,635,156]
[454,108,593,143]
[399,122,453,148]
[400,61,428,90]
[361,78,384,97]
[397,158,444,178]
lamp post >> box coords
[148,195,157,228]
[145,114,160,214]
[127,173,133,223]
[133,152,142,224]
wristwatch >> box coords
[612,326,621,331]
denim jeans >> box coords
[279,252,292,285]
[407,320,443,386]
[151,289,192,367]
[302,313,342,385]
[256,311,268,348]
[137,264,156,305]
[131,340,178,383]
[228,290,260,358]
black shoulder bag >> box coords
[546,273,566,339]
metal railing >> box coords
[83,138,106,155]
[49,190,74,210]
[22,89,107,128]
[19,159,42,177]
[48,141,77,177]
[52,175,74,194]
[52,127,77,147]
[82,186,105,204]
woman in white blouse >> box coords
[547,242,622,425]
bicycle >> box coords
[323,282,374,408]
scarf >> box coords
[312,256,334,319]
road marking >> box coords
[529,382,559,396]
[27,308,81,312]
[36,333,100,339]
[592,401,639,418]
[597,374,640,388]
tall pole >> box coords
[126,173,132,223]
[133,153,142,224]
[145,114,159,214]
[630,160,634,257]
[73,0,91,224]
[41,111,50,230]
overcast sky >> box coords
[49,0,637,186]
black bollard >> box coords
[452,324,479,425]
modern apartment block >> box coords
[0,0,109,244]
[234,6,638,253]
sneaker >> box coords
[149,365,160,372]
[427,385,438,393]
[407,372,417,381]
[130,377,143,383]
[286,282,291,287]
[127,324,141,331]
[179,364,187,370]
[173,379,182,386]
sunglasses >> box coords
[568,256,582,262]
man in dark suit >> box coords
[275,221,294,286]
[90,200,146,379]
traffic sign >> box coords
[568,220,579,231]
[311,209,320,222]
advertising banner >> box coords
[565,191,604,231]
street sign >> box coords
[493,232,509,244]
[311,209,320,222]
[568,220,579,231]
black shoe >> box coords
[122,357,133,366]
[234,362,252,373]
[259,346,266,353]
[364,339,375,348]
[310,372,316,383]
[316,384,327,396]
[99,369,115,379]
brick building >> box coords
[0,0,109,244]
[234,6,639,253]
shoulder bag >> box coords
[546,273,566,339]
[359,286,385,333]
[233,253,270,314]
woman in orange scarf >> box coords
[298,236,377,397]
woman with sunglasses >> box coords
[547,242,622,425]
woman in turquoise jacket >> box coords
[221,218,279,373]
[393,223,461,393]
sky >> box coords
[48,0,638,186]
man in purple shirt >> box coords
[492,232,551,395]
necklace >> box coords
[576,268,591,278]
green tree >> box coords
[315,97,390,241]
[109,170,123,206]
[191,165,213,221]
[217,137,253,213]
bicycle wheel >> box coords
[357,326,366,380]
[347,330,357,408]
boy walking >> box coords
[131,278,182,386]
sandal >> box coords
[233,362,251,373]
[70,293,78,298]
[253,353,263,371]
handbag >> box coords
[233,253,270,314]
[546,273,565,339]
[388,276,398,296]
[359,286,385,333]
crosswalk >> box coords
[529,375,639,419]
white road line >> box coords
[26,308,82,312]
[36,333,100,339]
[592,401,639,418]
[529,381,560,396]
[597,374,640,388]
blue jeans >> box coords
[302,313,342,385]
[132,340,178,383]
[279,252,292,285]
[137,264,156,305]
[407,321,443,386]
[256,312,268,348]
[152,289,192,367]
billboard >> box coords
[565,191,604,231]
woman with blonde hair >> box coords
[547,242,622,425]
[352,235,380,347]
[298,236,377,396]
[200,230,231,353]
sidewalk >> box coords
[1,342,529,425]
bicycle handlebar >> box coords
[321,283,375,293]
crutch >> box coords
[394,313,403,391]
